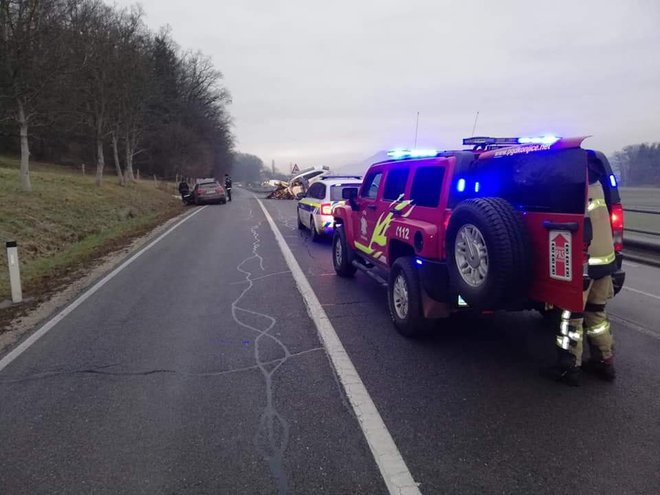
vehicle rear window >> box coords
[466,149,587,213]
[411,167,445,207]
[201,183,219,190]
[383,169,409,201]
[330,184,360,201]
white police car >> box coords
[297,176,362,241]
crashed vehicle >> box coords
[331,136,626,336]
[266,166,330,199]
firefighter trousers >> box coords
[557,276,614,366]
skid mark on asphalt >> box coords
[0,348,324,384]
[230,209,297,494]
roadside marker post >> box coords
[5,241,22,303]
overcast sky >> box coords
[118,0,660,171]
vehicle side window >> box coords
[317,184,326,199]
[382,169,409,201]
[307,183,324,199]
[361,172,383,199]
[411,167,445,207]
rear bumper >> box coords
[198,194,226,203]
[315,214,335,235]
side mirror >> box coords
[295,192,305,200]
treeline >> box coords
[611,143,660,187]
[232,152,288,184]
[0,0,233,192]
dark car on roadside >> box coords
[191,181,227,205]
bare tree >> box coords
[0,0,77,191]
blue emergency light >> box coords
[387,148,439,160]
[517,135,560,145]
[609,174,618,188]
[457,178,466,192]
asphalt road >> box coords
[1,188,659,494]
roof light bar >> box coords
[463,135,561,146]
[517,135,560,145]
[387,148,438,160]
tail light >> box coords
[610,203,624,252]
[216,187,223,194]
[197,189,205,195]
[321,203,333,216]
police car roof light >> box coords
[387,148,439,160]
[457,178,466,192]
[463,136,561,147]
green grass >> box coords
[0,158,184,302]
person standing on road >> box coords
[545,157,618,386]
[178,178,190,203]
[224,174,232,201]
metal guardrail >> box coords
[623,208,660,238]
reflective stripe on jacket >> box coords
[586,181,616,279]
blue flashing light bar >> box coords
[609,174,618,188]
[517,135,560,145]
[474,181,480,193]
[387,148,438,160]
[457,178,466,192]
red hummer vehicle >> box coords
[332,136,626,337]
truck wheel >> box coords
[310,216,321,242]
[332,227,356,277]
[388,257,427,337]
[446,198,529,309]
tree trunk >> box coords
[124,131,135,182]
[16,99,32,192]
[111,132,125,185]
[95,136,105,186]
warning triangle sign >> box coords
[291,163,300,174]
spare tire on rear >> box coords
[446,197,530,309]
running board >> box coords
[352,260,387,287]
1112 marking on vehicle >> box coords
[395,226,410,240]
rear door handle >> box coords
[366,204,377,210]
[543,221,579,232]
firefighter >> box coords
[545,157,617,386]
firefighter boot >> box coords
[541,350,582,387]
[583,356,616,382]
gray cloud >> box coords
[120,0,660,169]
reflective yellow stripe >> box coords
[354,241,375,255]
[556,336,570,350]
[568,331,581,342]
[560,321,569,335]
[299,199,321,208]
[588,198,607,212]
[586,320,610,336]
[588,251,616,266]
[561,310,571,320]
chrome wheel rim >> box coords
[455,224,489,288]
[335,238,343,267]
[393,274,409,320]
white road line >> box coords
[256,198,421,495]
[622,286,660,301]
[0,206,208,373]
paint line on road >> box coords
[622,286,660,301]
[610,314,660,342]
[0,206,208,374]
[256,198,421,495]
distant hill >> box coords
[333,150,390,176]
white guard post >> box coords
[6,241,22,303]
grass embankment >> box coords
[0,156,183,306]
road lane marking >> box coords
[609,314,660,341]
[256,198,421,495]
[622,286,660,301]
[0,206,209,373]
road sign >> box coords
[291,163,300,174]
[549,230,572,281]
